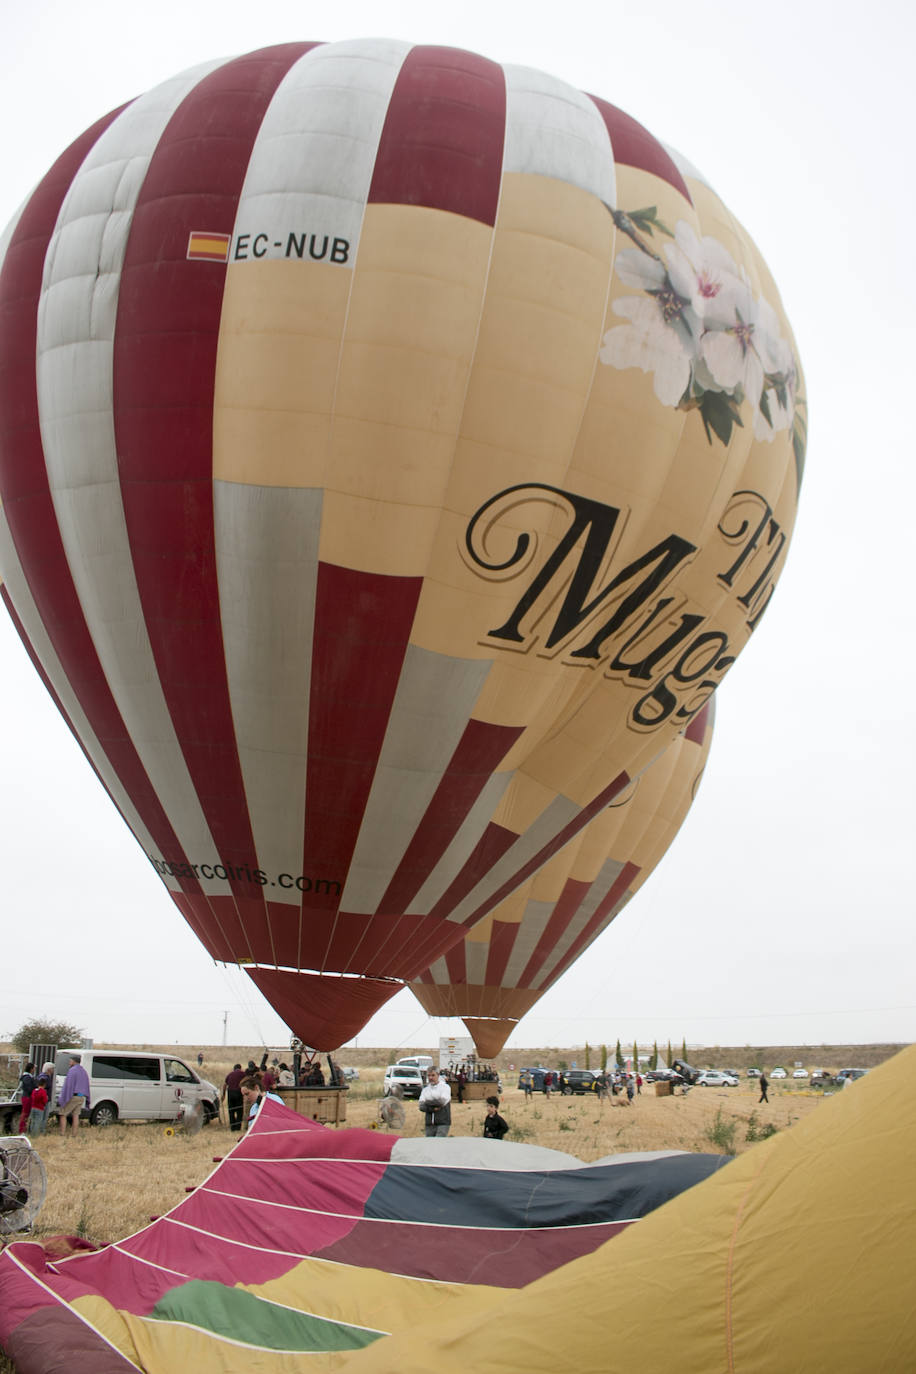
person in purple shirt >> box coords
[58,1054,91,1137]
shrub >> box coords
[745,1112,779,1142]
[703,1107,738,1153]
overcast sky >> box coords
[1,1,912,1057]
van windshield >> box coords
[164,1058,196,1083]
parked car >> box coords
[792,1069,809,1079]
[747,1067,762,1078]
[810,1069,833,1083]
[646,1068,684,1084]
[396,1056,434,1072]
[342,1067,360,1082]
[671,1059,702,1085]
[51,1048,220,1127]
[697,1070,739,1087]
[560,1070,599,1095]
[835,1068,868,1084]
[383,1065,426,1098]
[770,1067,787,1079]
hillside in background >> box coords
[1,1041,907,1087]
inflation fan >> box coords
[0,1136,48,1237]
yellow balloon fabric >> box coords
[336,1048,916,1373]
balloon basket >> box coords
[278,1088,347,1126]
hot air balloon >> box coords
[0,41,805,1049]
[411,700,714,1057]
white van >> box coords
[383,1064,426,1098]
[54,1049,220,1127]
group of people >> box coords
[16,1053,91,1138]
[220,1062,284,1133]
[519,1068,641,1102]
[17,1061,52,1136]
[220,1053,346,1132]
[440,1060,500,1104]
[596,1069,641,1102]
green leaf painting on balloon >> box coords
[601,208,806,478]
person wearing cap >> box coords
[58,1054,91,1137]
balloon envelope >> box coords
[411,700,714,1057]
[0,41,804,1048]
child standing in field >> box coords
[483,1096,509,1140]
[28,1078,49,1135]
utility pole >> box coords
[222,1010,229,1045]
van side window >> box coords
[164,1058,195,1083]
[95,1055,160,1082]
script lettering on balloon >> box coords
[463,484,787,731]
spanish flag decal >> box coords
[187,230,230,262]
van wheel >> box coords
[91,1102,119,1127]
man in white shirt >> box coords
[418,1066,452,1137]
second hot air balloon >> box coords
[410,702,715,1057]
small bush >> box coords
[703,1107,737,1153]
[745,1112,779,1142]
